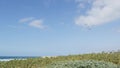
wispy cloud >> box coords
[29,19,45,29]
[76,0,93,3]
[43,0,55,8]
[112,27,120,33]
[117,30,120,33]
[75,0,120,27]
[19,17,35,23]
[65,0,74,3]
[8,25,27,30]
[19,17,46,29]
[116,28,120,33]
[76,0,92,8]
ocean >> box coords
[0,56,38,61]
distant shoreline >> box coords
[0,56,39,61]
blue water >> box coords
[0,56,39,61]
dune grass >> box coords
[0,51,120,68]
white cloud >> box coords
[75,0,120,27]
[19,17,34,23]
[19,17,46,29]
[29,19,45,29]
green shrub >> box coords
[46,60,118,68]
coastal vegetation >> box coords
[0,51,120,68]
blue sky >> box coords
[0,0,120,56]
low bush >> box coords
[46,60,118,68]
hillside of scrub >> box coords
[0,51,120,68]
[46,60,119,68]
